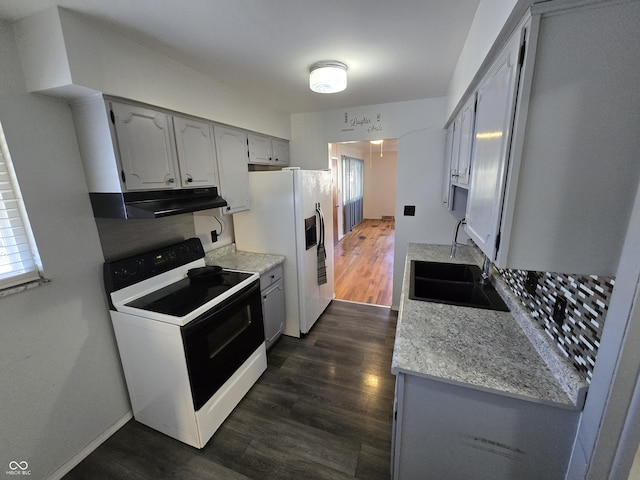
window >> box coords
[0,121,43,292]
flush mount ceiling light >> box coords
[309,61,348,94]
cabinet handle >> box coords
[271,274,275,279]
[186,175,193,183]
[167,177,175,184]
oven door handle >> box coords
[181,279,260,334]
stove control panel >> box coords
[104,238,205,293]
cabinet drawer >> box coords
[260,264,283,291]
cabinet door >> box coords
[272,139,289,166]
[455,95,476,187]
[111,102,177,191]
[262,280,285,349]
[465,29,523,261]
[172,117,219,188]
[247,133,272,164]
[214,126,250,214]
[441,124,455,209]
[450,116,461,183]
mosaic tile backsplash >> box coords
[499,269,615,383]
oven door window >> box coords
[182,279,264,411]
[207,307,252,359]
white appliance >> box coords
[233,169,335,337]
[104,238,267,449]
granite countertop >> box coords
[392,243,588,410]
[204,244,285,275]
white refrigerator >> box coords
[233,169,335,337]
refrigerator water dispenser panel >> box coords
[305,215,317,250]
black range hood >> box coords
[89,187,228,219]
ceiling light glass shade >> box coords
[309,61,347,94]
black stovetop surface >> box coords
[125,270,253,317]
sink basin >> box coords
[411,260,480,282]
[409,261,509,312]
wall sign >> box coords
[341,111,384,134]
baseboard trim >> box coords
[47,410,133,480]
[332,298,391,309]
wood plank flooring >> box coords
[334,219,395,306]
[63,301,397,480]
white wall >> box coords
[13,7,290,140]
[363,150,397,220]
[446,0,520,119]
[0,23,131,480]
[193,209,235,252]
[291,98,460,307]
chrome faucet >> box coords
[479,255,492,285]
[449,218,466,258]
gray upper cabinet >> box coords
[271,139,289,166]
[453,95,475,187]
[111,102,178,191]
[110,101,221,192]
[214,126,250,214]
[463,1,640,276]
[71,95,285,218]
[441,124,454,209]
[172,116,219,188]
[442,93,475,210]
[247,133,271,164]
[465,24,524,262]
[248,133,289,166]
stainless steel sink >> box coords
[409,261,509,312]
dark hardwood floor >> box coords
[64,301,397,480]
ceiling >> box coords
[0,0,481,114]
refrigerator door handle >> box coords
[316,202,325,248]
[316,202,328,285]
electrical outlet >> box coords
[403,205,415,216]
[552,296,567,325]
[525,271,539,296]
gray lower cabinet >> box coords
[392,373,580,480]
[260,265,284,349]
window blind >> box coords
[0,122,42,290]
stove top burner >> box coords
[125,270,253,317]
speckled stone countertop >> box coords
[204,244,285,275]
[392,243,588,410]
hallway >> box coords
[333,219,395,306]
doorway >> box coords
[330,140,397,306]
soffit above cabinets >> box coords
[1,0,480,113]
